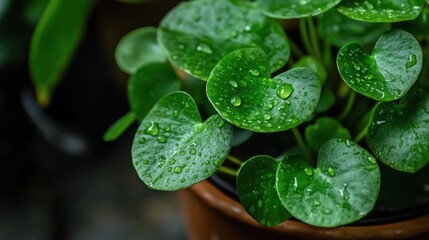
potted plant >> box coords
[30,0,429,239]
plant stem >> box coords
[291,128,313,166]
[354,110,372,142]
[339,91,356,120]
[227,155,244,166]
[306,17,321,61]
[299,18,314,56]
[322,41,332,68]
[217,166,238,177]
[288,37,305,58]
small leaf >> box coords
[315,88,335,113]
[128,63,181,121]
[207,48,321,132]
[103,112,136,142]
[29,0,95,105]
[132,92,233,190]
[336,0,425,22]
[115,27,166,74]
[292,56,327,84]
[337,29,423,101]
[158,0,290,80]
[277,139,380,227]
[318,9,389,47]
[366,88,429,173]
[237,156,291,227]
[305,117,351,152]
[255,0,341,19]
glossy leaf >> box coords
[318,9,389,47]
[237,156,291,227]
[393,4,429,36]
[29,0,95,106]
[128,63,181,121]
[255,0,341,19]
[337,0,424,22]
[277,139,380,227]
[158,0,290,80]
[305,117,351,152]
[132,92,233,190]
[366,88,429,173]
[115,27,166,74]
[103,112,136,142]
[337,30,423,101]
[207,48,321,132]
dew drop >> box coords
[406,54,417,69]
[229,80,238,88]
[157,135,167,143]
[304,168,314,176]
[180,178,186,183]
[164,126,171,132]
[276,83,294,99]
[174,167,183,174]
[193,175,198,179]
[230,95,242,107]
[189,148,196,155]
[143,160,149,165]
[314,201,321,207]
[249,69,260,76]
[139,138,146,144]
[328,167,335,177]
[173,110,179,117]
[146,122,159,136]
[263,114,271,121]
[218,120,225,128]
[196,43,213,54]
[368,156,377,164]
[257,200,263,208]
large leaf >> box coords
[207,48,321,132]
[337,30,423,101]
[158,0,290,80]
[277,139,380,227]
[132,92,233,190]
[29,0,95,105]
[366,88,429,173]
[337,0,425,22]
[237,156,291,227]
[255,0,341,19]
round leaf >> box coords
[237,156,291,227]
[366,88,429,173]
[158,0,290,80]
[318,9,389,47]
[128,63,181,121]
[207,48,321,132]
[277,139,380,227]
[337,30,423,101]
[336,0,425,23]
[305,117,351,152]
[132,92,233,190]
[255,0,341,19]
[115,27,166,74]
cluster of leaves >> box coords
[30,0,429,228]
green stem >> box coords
[227,155,244,166]
[306,17,321,61]
[291,128,313,166]
[322,41,332,68]
[299,18,314,56]
[354,110,373,142]
[217,166,238,177]
[339,91,356,120]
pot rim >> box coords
[190,180,429,240]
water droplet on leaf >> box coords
[230,95,242,107]
[276,83,294,99]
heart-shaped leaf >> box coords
[305,117,351,152]
[254,0,341,19]
[337,30,423,101]
[132,92,233,190]
[115,27,166,74]
[337,0,425,22]
[158,0,290,80]
[237,156,291,227]
[318,9,389,47]
[207,48,321,132]
[128,63,181,121]
[366,88,429,173]
[103,112,136,142]
[277,139,380,227]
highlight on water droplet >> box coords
[189,148,196,155]
[143,160,149,165]
[229,80,238,88]
[174,166,183,174]
[230,95,242,107]
[304,168,314,176]
[157,135,167,143]
[328,167,335,177]
[263,114,271,121]
[146,122,159,136]
[196,43,213,54]
[173,110,179,117]
[139,137,146,144]
[276,83,294,99]
[249,69,260,76]
[406,54,417,69]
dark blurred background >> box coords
[0,0,187,239]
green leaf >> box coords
[158,0,290,80]
[318,9,389,47]
[237,156,291,227]
[337,30,423,101]
[207,48,321,132]
[232,127,253,147]
[315,88,335,113]
[277,139,380,227]
[115,27,166,74]
[393,4,429,36]
[29,0,95,106]
[128,63,181,121]
[366,88,429,173]
[132,92,233,190]
[337,0,425,22]
[255,0,341,19]
[103,112,136,142]
[292,56,327,84]
[305,117,351,152]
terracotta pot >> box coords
[178,180,429,240]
